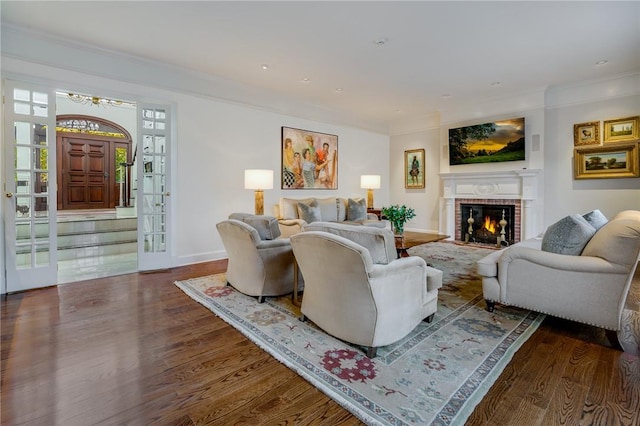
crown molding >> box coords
[544,72,640,109]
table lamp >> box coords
[360,175,381,210]
[244,169,273,215]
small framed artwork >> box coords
[281,126,338,189]
[405,148,425,189]
[603,116,639,143]
[574,142,639,179]
[573,121,600,146]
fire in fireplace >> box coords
[460,203,515,246]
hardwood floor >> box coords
[2,262,639,425]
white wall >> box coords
[1,56,390,290]
[544,94,640,223]
[389,127,442,233]
[390,74,639,236]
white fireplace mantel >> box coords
[439,169,543,241]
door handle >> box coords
[6,192,13,198]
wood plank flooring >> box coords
[2,261,639,425]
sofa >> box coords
[290,222,443,357]
[217,213,301,302]
[275,196,385,237]
[477,210,640,350]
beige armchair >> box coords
[216,219,296,302]
[290,227,442,358]
[478,210,640,339]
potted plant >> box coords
[381,204,416,236]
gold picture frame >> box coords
[603,116,639,143]
[574,142,639,179]
[573,121,600,146]
[405,149,425,189]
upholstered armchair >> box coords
[216,217,297,302]
[290,226,442,358]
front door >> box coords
[56,115,133,210]
[59,136,110,210]
[3,80,58,292]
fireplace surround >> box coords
[440,169,542,244]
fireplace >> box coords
[440,169,542,243]
[460,203,515,246]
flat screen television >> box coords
[448,117,525,165]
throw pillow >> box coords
[297,200,321,223]
[582,209,608,231]
[228,213,281,240]
[541,214,597,255]
[347,197,367,221]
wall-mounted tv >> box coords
[448,117,525,165]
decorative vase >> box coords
[392,222,405,236]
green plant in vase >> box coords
[381,204,416,236]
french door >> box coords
[137,103,173,271]
[3,80,58,292]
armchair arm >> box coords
[278,219,307,238]
[499,246,627,274]
[256,238,292,250]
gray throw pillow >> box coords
[297,200,321,223]
[541,214,597,255]
[228,213,281,240]
[582,209,608,231]
[347,197,367,221]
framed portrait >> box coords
[573,121,600,146]
[603,116,639,143]
[573,142,639,179]
[281,126,338,189]
[405,149,425,189]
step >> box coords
[57,242,138,261]
[57,217,138,235]
[57,229,138,249]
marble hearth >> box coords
[439,169,543,243]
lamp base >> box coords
[254,190,264,215]
[367,189,374,210]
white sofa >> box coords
[290,222,442,358]
[477,210,640,348]
[275,196,385,237]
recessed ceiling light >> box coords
[373,38,387,46]
[301,77,310,83]
[441,94,452,99]
[335,88,344,93]
[595,59,608,65]
[261,64,269,70]
[394,108,402,113]
[490,81,501,86]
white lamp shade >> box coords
[360,175,381,189]
[244,169,274,190]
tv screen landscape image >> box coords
[448,117,525,165]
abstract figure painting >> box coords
[281,127,338,189]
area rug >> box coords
[175,242,545,425]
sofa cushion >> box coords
[541,214,596,255]
[347,197,367,221]
[582,218,640,268]
[583,209,608,231]
[228,213,281,240]
[297,199,321,223]
[280,197,313,219]
[315,197,340,222]
[302,221,397,264]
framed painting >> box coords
[573,121,600,146]
[281,126,338,189]
[603,116,639,143]
[405,149,425,189]
[574,142,639,179]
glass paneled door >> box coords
[137,104,172,270]
[3,80,58,292]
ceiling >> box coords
[2,1,639,132]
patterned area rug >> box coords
[175,242,545,425]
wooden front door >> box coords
[56,115,132,211]
[60,136,110,210]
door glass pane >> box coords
[32,92,48,104]
[16,196,31,218]
[16,146,31,169]
[15,122,30,143]
[16,176,31,194]
[14,102,30,115]
[34,196,48,218]
[14,88,30,101]
[16,223,31,240]
[33,105,48,117]
[35,244,50,266]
